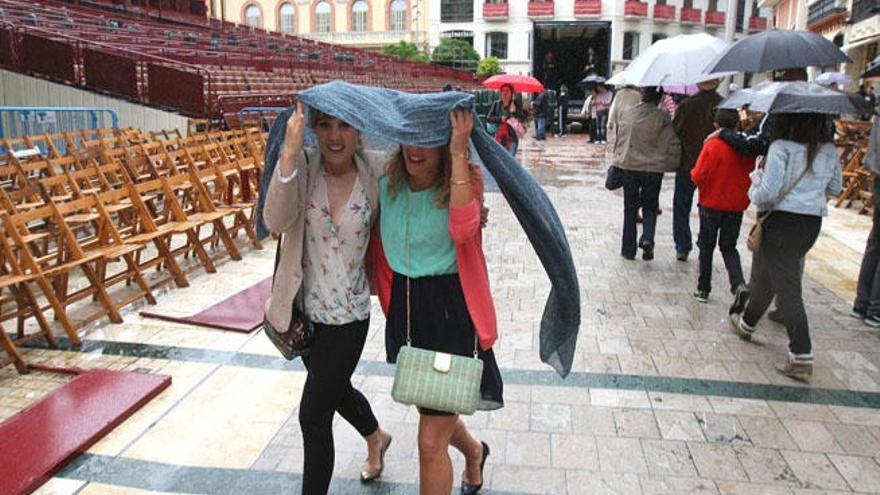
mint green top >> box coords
[379,176,458,277]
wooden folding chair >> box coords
[0,229,60,374]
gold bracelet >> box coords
[451,178,471,186]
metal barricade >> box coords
[236,107,288,131]
[0,107,119,155]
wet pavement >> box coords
[4,132,880,494]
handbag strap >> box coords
[404,183,479,359]
[758,156,812,224]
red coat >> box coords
[368,169,498,350]
[690,137,755,212]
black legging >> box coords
[300,318,378,495]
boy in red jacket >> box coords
[690,108,756,303]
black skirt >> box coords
[386,272,504,411]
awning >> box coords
[823,28,843,42]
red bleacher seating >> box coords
[0,0,480,124]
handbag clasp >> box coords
[433,352,452,373]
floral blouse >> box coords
[302,172,372,325]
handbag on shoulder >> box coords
[263,235,314,360]
[747,157,811,253]
[390,191,483,415]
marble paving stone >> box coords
[655,411,707,442]
[782,420,845,454]
[489,465,567,494]
[590,389,652,409]
[505,431,552,467]
[827,454,880,493]
[530,385,590,405]
[687,443,748,481]
[566,471,643,495]
[769,402,839,423]
[572,406,618,436]
[780,451,850,491]
[697,413,751,445]
[738,416,799,450]
[824,423,880,457]
[639,476,719,495]
[713,481,796,495]
[707,397,775,418]
[487,401,531,431]
[733,446,798,486]
[614,409,661,439]
[31,478,86,495]
[531,403,573,433]
[551,433,599,470]
[649,392,714,413]
[597,436,649,474]
[640,439,698,477]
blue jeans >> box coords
[535,117,546,140]
[595,111,609,142]
[621,170,663,258]
[673,170,697,253]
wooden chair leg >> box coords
[1,322,29,374]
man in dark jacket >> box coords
[533,91,547,140]
[671,79,723,261]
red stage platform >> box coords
[0,368,171,495]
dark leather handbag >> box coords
[263,236,314,360]
[605,165,624,191]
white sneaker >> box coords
[729,313,755,341]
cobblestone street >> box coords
[5,134,880,495]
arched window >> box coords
[315,1,331,33]
[279,3,295,34]
[390,0,406,32]
[244,4,261,27]
[351,0,368,32]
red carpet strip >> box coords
[0,368,171,495]
[140,277,272,333]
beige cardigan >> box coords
[262,147,388,332]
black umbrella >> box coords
[717,81,861,115]
[862,56,880,78]
[706,30,851,74]
[578,74,606,87]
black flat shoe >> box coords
[461,442,490,495]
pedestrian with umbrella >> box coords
[613,87,681,261]
[671,78,724,262]
[725,82,847,381]
[483,75,542,155]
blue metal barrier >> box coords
[0,107,119,155]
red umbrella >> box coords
[483,74,544,93]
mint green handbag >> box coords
[390,191,483,415]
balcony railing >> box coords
[302,30,427,46]
[528,1,554,18]
[706,10,726,25]
[808,0,847,28]
[573,0,601,17]
[653,4,675,21]
[624,1,648,17]
[851,0,879,26]
[748,16,768,31]
[681,7,702,23]
[483,2,509,19]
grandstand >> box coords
[0,0,479,126]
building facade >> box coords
[430,0,771,78]
[207,0,430,50]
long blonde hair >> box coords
[385,146,452,207]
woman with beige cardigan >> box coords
[261,101,392,494]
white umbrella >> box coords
[815,71,852,87]
[615,33,735,87]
